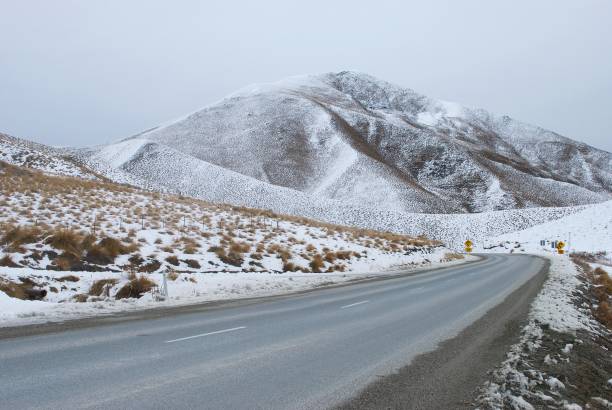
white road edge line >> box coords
[165,326,246,343]
[341,300,369,309]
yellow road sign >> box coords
[465,240,473,247]
[557,241,565,254]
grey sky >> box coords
[1,0,611,151]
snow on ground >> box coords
[476,253,608,409]
[0,161,469,326]
[0,132,98,180]
[481,200,612,253]
[0,253,472,327]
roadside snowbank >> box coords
[0,252,474,328]
[476,254,605,409]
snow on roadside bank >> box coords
[0,251,474,328]
[481,200,612,253]
[476,254,604,409]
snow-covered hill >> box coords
[78,71,611,216]
[0,132,99,180]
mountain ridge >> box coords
[106,71,611,213]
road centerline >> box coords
[341,300,369,309]
[164,326,247,344]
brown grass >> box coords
[138,259,162,273]
[0,278,28,299]
[57,274,80,282]
[0,225,43,250]
[184,259,201,269]
[309,254,324,273]
[115,275,157,299]
[0,255,20,267]
[165,255,179,266]
[89,278,118,296]
[571,254,612,328]
[45,229,83,256]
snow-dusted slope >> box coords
[0,133,98,179]
[71,139,595,250]
[484,200,612,252]
[93,71,611,214]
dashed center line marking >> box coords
[341,300,369,309]
[165,326,246,343]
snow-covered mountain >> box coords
[77,71,611,215]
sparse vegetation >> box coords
[115,275,156,299]
[571,254,612,328]
[88,278,118,296]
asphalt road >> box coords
[0,254,547,410]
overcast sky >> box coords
[1,0,611,151]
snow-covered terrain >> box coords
[0,132,98,180]
[0,161,466,326]
[72,71,611,219]
[0,256,471,327]
[476,255,604,409]
[480,200,612,253]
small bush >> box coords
[0,255,20,267]
[45,229,83,256]
[115,275,156,299]
[250,252,263,260]
[167,271,179,281]
[0,279,27,299]
[89,278,118,296]
[165,255,180,266]
[184,259,201,269]
[1,225,43,249]
[73,294,89,303]
[128,254,144,266]
[57,275,80,282]
[138,259,162,273]
[309,254,324,273]
[0,278,46,300]
[53,254,75,271]
[283,261,297,272]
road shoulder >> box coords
[335,257,549,410]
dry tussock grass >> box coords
[88,278,118,296]
[571,254,612,328]
[1,160,442,275]
[115,275,156,299]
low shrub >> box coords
[89,278,118,296]
[0,225,43,250]
[165,255,180,266]
[184,259,201,269]
[45,229,83,256]
[309,254,324,273]
[57,275,80,282]
[138,259,162,273]
[115,275,157,299]
[0,255,20,268]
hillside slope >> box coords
[85,71,611,214]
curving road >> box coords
[0,254,547,409]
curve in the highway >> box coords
[0,254,547,410]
